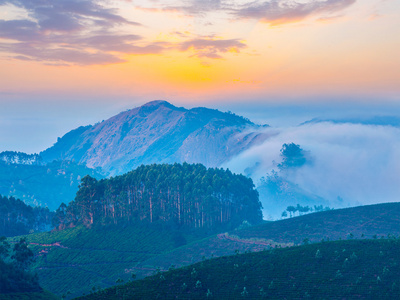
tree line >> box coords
[53,163,263,231]
[282,204,333,218]
[0,194,54,237]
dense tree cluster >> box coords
[277,143,308,171]
[0,237,40,293]
[53,163,262,231]
[0,195,54,237]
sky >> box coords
[1,0,400,153]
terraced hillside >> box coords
[19,202,400,298]
[77,239,400,299]
[20,224,206,298]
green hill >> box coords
[18,224,209,298]
[76,239,400,299]
[124,202,400,274]
[19,202,400,298]
[235,202,400,244]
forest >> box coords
[0,195,54,237]
[52,163,263,231]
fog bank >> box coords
[224,122,400,210]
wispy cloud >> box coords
[0,0,250,64]
[0,0,169,65]
[140,0,356,25]
[233,0,356,25]
[179,37,246,59]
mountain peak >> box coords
[142,100,173,108]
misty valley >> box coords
[1,101,400,300]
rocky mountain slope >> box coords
[41,101,268,175]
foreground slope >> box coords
[77,239,400,300]
[23,202,400,298]
[130,202,400,272]
[41,101,268,175]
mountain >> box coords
[77,239,400,300]
[41,101,268,176]
[0,159,104,210]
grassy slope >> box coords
[20,202,400,298]
[19,224,206,298]
[133,202,400,272]
[235,202,400,243]
[77,239,400,300]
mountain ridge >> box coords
[41,101,268,175]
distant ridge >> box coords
[301,115,400,127]
[0,151,43,165]
[41,101,269,175]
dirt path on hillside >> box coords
[217,233,293,248]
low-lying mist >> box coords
[224,122,400,216]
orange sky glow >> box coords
[0,0,399,105]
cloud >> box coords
[135,0,223,17]
[224,122,400,209]
[142,0,356,25]
[0,0,249,64]
[0,0,170,65]
[233,0,356,25]
[179,37,246,59]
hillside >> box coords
[234,202,400,244]
[121,202,400,274]
[0,159,103,210]
[77,239,400,300]
[20,202,400,298]
[20,224,210,298]
[41,101,268,175]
